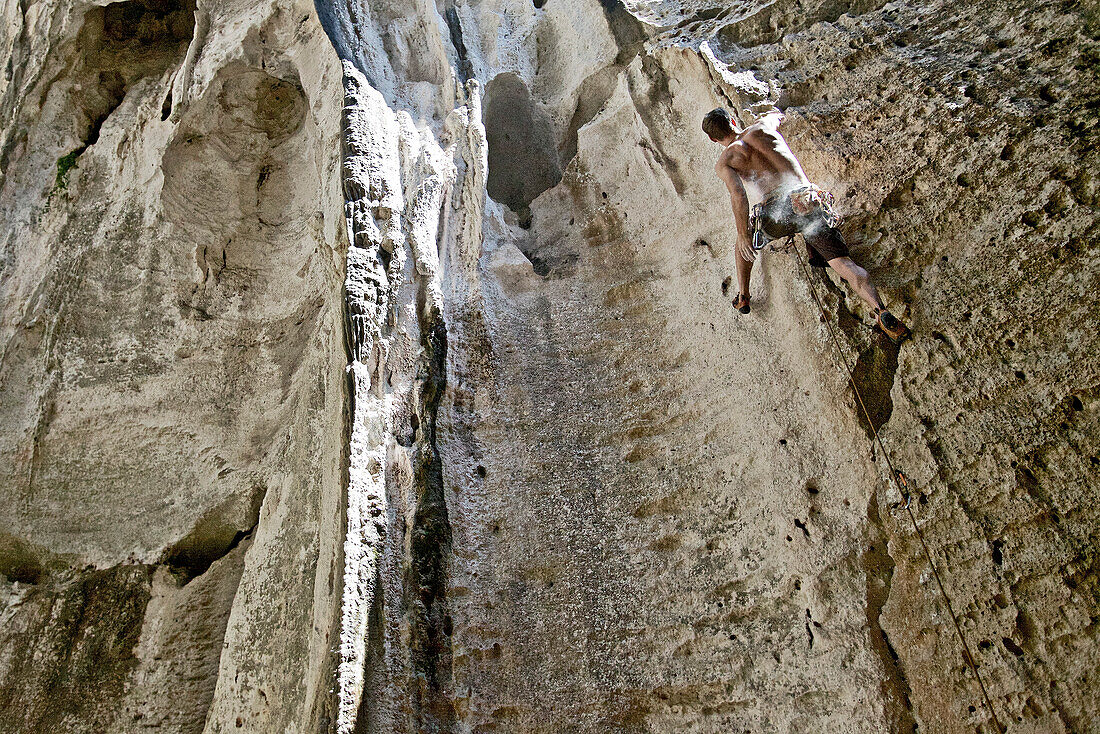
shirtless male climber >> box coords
[703,107,910,343]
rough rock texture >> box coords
[1,0,1097,732]
[0,0,348,730]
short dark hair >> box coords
[702,108,735,141]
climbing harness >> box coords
[790,242,1006,734]
[750,185,840,252]
[790,185,839,227]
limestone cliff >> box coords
[0,0,1096,732]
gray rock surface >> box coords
[0,0,1096,732]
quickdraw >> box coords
[895,469,913,509]
[750,203,768,251]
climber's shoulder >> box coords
[742,116,785,145]
[714,145,738,174]
[715,150,750,188]
[742,111,784,133]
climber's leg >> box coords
[826,256,884,312]
[803,221,883,312]
[734,249,753,313]
[827,256,911,342]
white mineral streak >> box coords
[336,58,469,733]
[699,40,774,113]
[338,63,404,734]
[622,0,777,32]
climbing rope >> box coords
[789,239,1006,734]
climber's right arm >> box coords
[717,164,755,263]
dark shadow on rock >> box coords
[484,73,562,222]
[0,565,153,734]
[850,337,900,438]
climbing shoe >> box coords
[733,293,750,315]
[876,309,910,344]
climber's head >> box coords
[702,108,738,143]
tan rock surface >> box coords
[1,0,1096,732]
[1,0,348,730]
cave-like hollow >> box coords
[483,72,563,229]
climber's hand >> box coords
[736,237,756,263]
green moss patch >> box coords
[54,148,83,193]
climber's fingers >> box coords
[737,238,756,263]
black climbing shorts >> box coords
[759,189,850,268]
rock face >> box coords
[0,0,348,730]
[0,0,1097,732]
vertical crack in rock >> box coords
[443,6,472,85]
[864,495,918,733]
[400,89,465,734]
[405,293,456,732]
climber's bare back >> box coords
[714,114,811,202]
